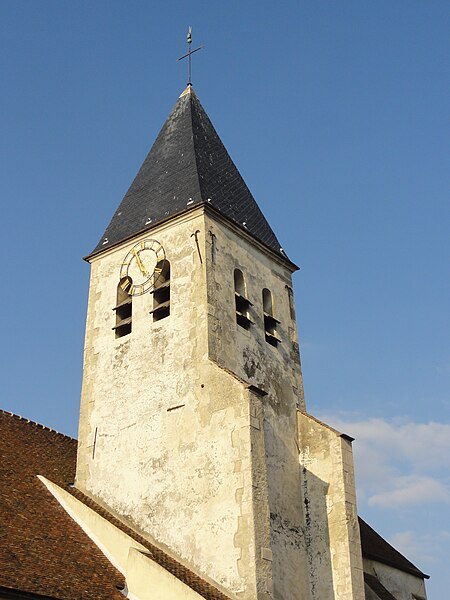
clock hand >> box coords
[132,248,149,278]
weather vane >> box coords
[177,26,204,87]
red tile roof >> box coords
[0,410,125,599]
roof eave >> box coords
[84,202,300,272]
[362,552,429,580]
[203,203,299,272]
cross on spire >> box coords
[177,26,203,87]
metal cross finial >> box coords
[177,26,204,87]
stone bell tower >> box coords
[76,86,364,600]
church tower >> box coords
[76,86,364,599]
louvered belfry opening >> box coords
[151,261,171,322]
[234,269,252,330]
[263,288,280,347]
[113,277,132,338]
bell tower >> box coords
[76,86,363,600]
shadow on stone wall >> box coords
[262,414,335,600]
[300,464,335,600]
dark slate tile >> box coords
[92,88,285,258]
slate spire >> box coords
[92,87,284,257]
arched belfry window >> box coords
[262,288,280,347]
[113,276,132,338]
[234,269,253,329]
[150,261,171,322]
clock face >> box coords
[120,239,166,296]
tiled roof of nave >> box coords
[0,410,125,599]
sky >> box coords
[0,1,448,597]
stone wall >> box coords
[77,209,251,594]
[297,413,365,600]
[77,206,310,598]
[363,559,427,600]
[204,212,310,600]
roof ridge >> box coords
[186,88,203,207]
[0,409,76,441]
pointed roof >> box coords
[91,87,285,258]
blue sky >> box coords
[0,1,448,597]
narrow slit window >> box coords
[150,261,170,322]
[113,277,132,338]
[286,285,296,320]
[263,288,280,347]
[234,269,253,330]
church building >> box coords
[0,83,429,600]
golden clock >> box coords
[119,239,166,296]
